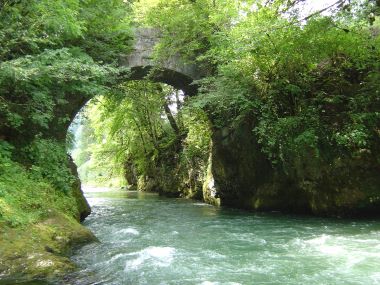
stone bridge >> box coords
[53,28,205,140]
[120,28,205,96]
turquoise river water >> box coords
[66,189,380,285]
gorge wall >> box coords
[202,117,380,217]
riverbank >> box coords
[0,156,95,282]
[0,211,95,283]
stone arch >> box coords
[120,27,204,96]
[128,66,197,96]
[61,31,204,217]
[50,28,203,141]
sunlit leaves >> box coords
[0,48,119,130]
[133,0,215,61]
[0,0,83,60]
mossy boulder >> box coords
[0,211,96,282]
[0,154,96,282]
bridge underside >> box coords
[129,66,198,96]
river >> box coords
[59,188,380,285]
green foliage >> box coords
[79,0,133,62]
[0,0,132,141]
[133,0,212,61]
[71,80,211,190]
[0,141,77,227]
[0,0,133,225]
[72,81,175,185]
[0,0,82,60]
[26,138,75,193]
[172,0,380,170]
[0,0,132,61]
[181,106,211,166]
[0,1,134,223]
[71,101,126,186]
[0,48,118,132]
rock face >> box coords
[202,151,220,206]
[204,117,380,217]
[205,119,274,209]
[68,155,91,221]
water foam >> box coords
[124,246,176,271]
[204,250,226,259]
[201,280,241,285]
[305,234,329,246]
[193,202,212,207]
[304,234,346,256]
[118,227,140,235]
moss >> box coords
[0,152,96,281]
[0,156,79,227]
[0,210,96,281]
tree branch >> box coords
[302,0,346,21]
[163,102,180,135]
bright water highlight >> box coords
[70,189,380,284]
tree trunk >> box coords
[163,102,180,135]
